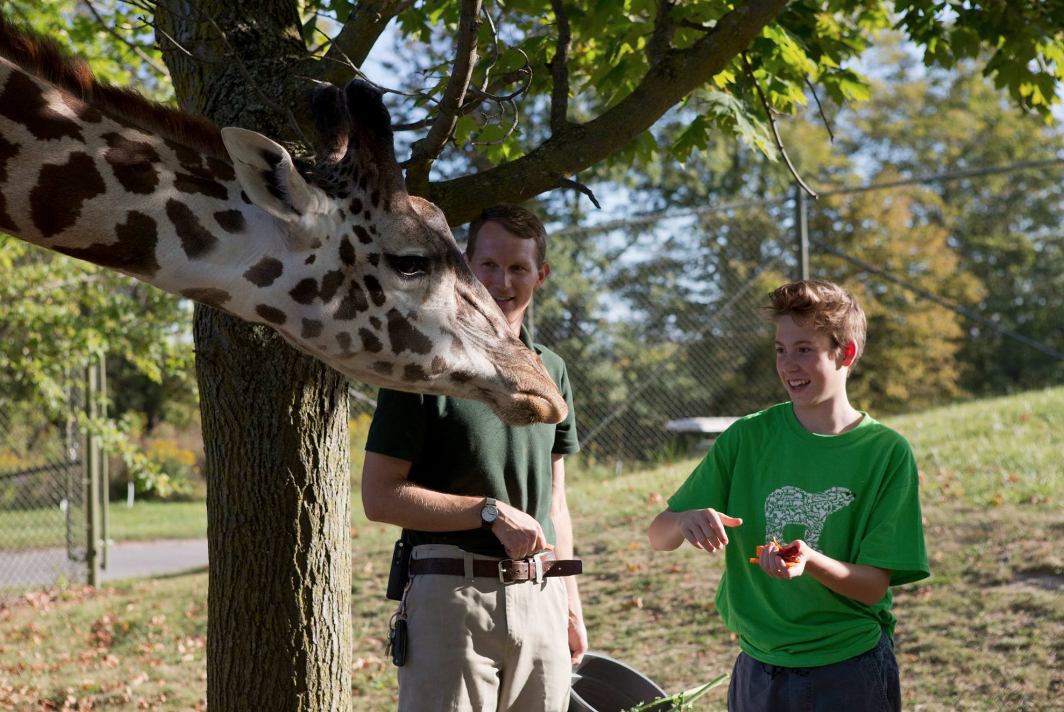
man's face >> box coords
[466,221,550,331]
[774,314,850,409]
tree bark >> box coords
[156,2,353,710]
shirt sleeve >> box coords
[364,388,426,464]
[855,440,931,586]
[551,362,580,455]
[666,424,738,513]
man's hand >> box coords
[492,501,547,559]
[678,509,743,553]
[568,610,588,665]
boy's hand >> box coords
[678,509,743,553]
[759,539,809,579]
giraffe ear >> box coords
[220,127,326,221]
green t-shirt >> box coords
[364,325,580,556]
[667,402,930,668]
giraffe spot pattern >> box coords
[54,210,161,278]
[243,256,284,287]
[402,364,428,382]
[213,209,246,234]
[359,328,382,353]
[353,225,372,244]
[174,172,228,200]
[166,199,218,259]
[255,304,287,325]
[349,197,362,214]
[764,486,855,552]
[372,361,393,376]
[386,309,432,355]
[369,316,382,331]
[0,133,19,231]
[336,332,353,352]
[102,132,161,194]
[301,319,323,339]
[339,236,355,266]
[0,72,85,142]
[363,275,385,307]
[367,253,380,267]
[59,93,103,124]
[289,278,319,304]
[450,370,475,384]
[335,279,368,320]
[317,270,343,303]
[180,287,233,310]
[430,356,446,375]
[30,151,106,238]
[304,254,316,265]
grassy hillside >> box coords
[1,387,1061,711]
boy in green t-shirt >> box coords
[648,279,929,712]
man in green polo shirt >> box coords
[361,204,585,712]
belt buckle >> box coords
[497,558,518,584]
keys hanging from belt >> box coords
[386,579,412,667]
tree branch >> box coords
[806,77,835,143]
[743,52,817,198]
[548,0,572,135]
[428,0,793,225]
[312,0,416,85]
[404,0,483,196]
[648,0,676,66]
[81,0,170,76]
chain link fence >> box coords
[0,378,87,592]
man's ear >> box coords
[535,261,551,289]
[220,127,326,221]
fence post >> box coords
[794,184,809,281]
[84,357,101,587]
[98,352,109,571]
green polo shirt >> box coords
[364,325,580,556]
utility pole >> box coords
[794,184,809,281]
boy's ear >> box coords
[842,341,857,367]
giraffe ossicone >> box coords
[0,16,566,426]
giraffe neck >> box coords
[0,56,293,315]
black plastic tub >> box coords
[569,652,672,712]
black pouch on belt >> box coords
[385,530,411,601]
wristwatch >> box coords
[480,497,498,531]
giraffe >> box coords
[0,16,566,426]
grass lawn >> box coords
[0,501,208,551]
[1,386,1062,711]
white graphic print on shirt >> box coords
[764,486,855,551]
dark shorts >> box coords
[727,633,901,712]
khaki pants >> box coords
[397,544,572,712]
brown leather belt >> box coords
[409,552,582,584]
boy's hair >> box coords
[466,204,547,267]
[768,280,867,367]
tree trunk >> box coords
[156,2,353,710]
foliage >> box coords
[378,0,1064,175]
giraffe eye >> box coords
[384,254,430,279]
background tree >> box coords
[6,2,1064,711]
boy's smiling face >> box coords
[775,314,852,409]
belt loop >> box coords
[530,554,542,584]
[463,552,475,582]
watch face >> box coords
[482,505,498,522]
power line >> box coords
[810,238,1064,362]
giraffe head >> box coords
[0,14,565,426]
[217,80,567,425]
